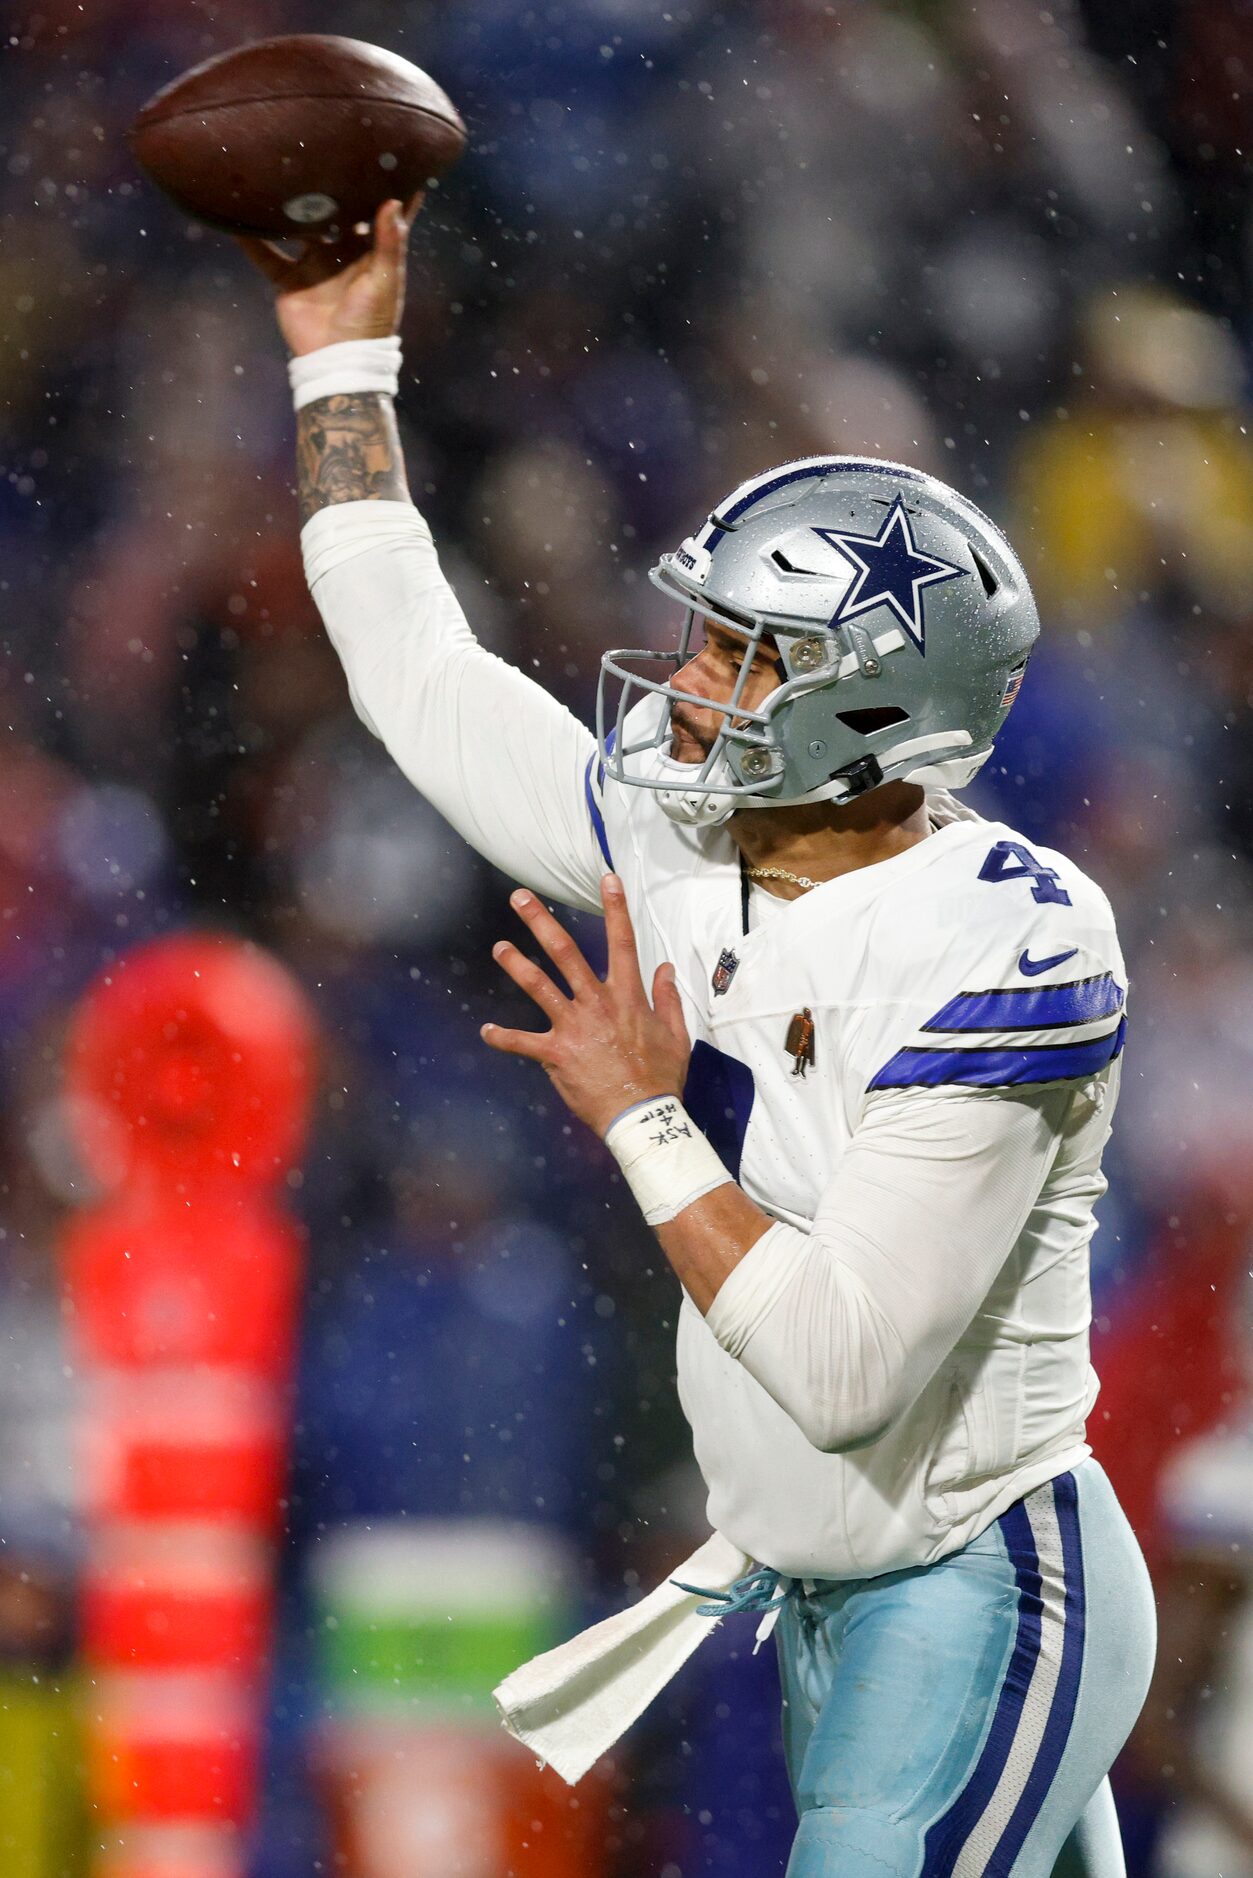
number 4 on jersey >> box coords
[978,840,1073,906]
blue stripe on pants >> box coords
[920,1501,1045,1876]
[989,1476,1087,1872]
[776,1462,1152,1877]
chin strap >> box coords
[653,749,740,826]
[655,786,737,827]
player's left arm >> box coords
[484,878,1075,1455]
[696,1084,1079,1452]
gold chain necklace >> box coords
[744,864,822,892]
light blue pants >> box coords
[774,1463,1155,1877]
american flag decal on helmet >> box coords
[712,948,739,995]
[1001,661,1028,709]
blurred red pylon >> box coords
[60,934,315,1878]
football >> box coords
[128,35,466,238]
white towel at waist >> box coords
[493,1529,752,1785]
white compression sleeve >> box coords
[302,502,608,914]
[703,1081,1093,1453]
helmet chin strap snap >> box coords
[832,753,884,798]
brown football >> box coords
[128,35,466,238]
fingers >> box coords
[601,874,644,989]
[508,889,599,994]
[285,230,371,292]
[234,234,297,287]
[237,195,411,291]
[480,1020,553,1062]
[491,938,569,1021]
[360,198,408,328]
[375,197,405,264]
[652,961,691,1052]
[375,197,416,272]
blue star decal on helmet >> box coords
[811,496,968,655]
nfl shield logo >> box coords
[712,948,739,995]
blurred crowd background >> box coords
[1,0,1251,1873]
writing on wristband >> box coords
[608,1094,694,1145]
[604,1095,731,1227]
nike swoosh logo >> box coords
[1018,947,1079,977]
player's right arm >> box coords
[238,200,608,915]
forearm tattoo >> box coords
[295,393,409,524]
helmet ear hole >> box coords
[835,705,911,736]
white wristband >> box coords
[289,336,402,410]
[604,1096,731,1228]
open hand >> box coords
[235,194,423,357]
[482,876,691,1139]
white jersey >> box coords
[302,500,1127,1581]
[598,723,1123,1576]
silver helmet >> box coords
[596,456,1039,826]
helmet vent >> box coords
[770,547,821,574]
[970,546,999,600]
[836,706,911,736]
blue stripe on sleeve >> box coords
[923,974,1123,1035]
[595,724,617,790]
[584,753,613,868]
[869,1020,1125,1092]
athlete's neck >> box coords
[729,781,932,898]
